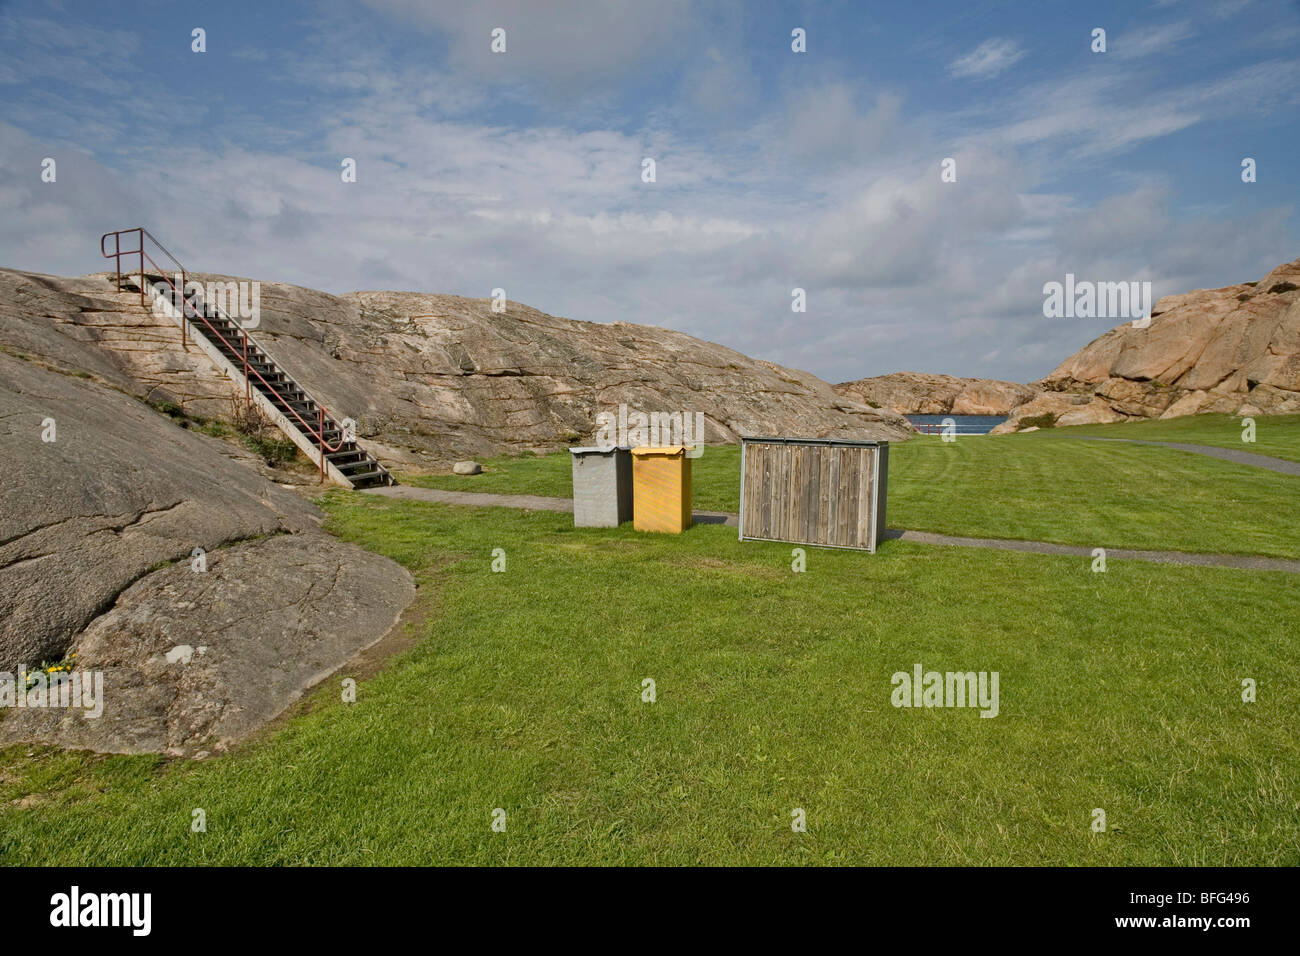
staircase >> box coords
[101,227,394,489]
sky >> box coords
[1,0,1298,385]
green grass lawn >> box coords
[891,433,1300,558]
[2,495,1296,865]
[1055,413,1300,463]
[405,417,1300,558]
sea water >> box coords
[905,414,1007,435]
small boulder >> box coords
[453,460,483,475]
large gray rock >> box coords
[0,532,413,756]
[0,351,416,754]
[0,351,327,670]
[0,267,913,469]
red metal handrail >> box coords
[180,287,350,478]
[100,227,349,480]
[101,227,190,346]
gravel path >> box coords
[883,529,1300,573]
[366,484,575,513]
[1060,436,1300,476]
[363,485,1299,573]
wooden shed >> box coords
[739,437,889,552]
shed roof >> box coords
[741,436,889,447]
[630,445,691,456]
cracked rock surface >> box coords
[1,350,323,668]
[0,532,414,755]
[1,352,415,753]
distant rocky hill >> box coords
[835,256,1300,433]
[0,268,912,468]
[1011,257,1300,429]
[834,372,1037,417]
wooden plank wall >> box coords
[741,442,878,550]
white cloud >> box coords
[944,55,1300,165]
[776,84,905,169]
[949,38,1026,80]
[1,1,1297,390]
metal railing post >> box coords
[138,236,146,308]
[243,330,250,408]
[319,407,326,483]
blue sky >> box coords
[1,0,1297,384]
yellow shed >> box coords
[630,445,693,533]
